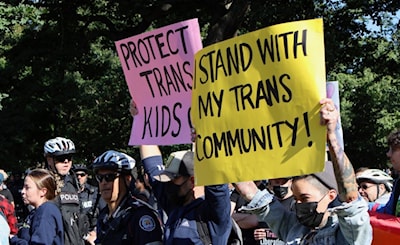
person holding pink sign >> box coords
[130,99,233,245]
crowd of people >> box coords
[0,97,399,244]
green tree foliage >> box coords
[0,0,399,172]
[330,29,400,168]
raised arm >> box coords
[233,181,259,202]
[139,145,162,160]
[320,98,358,202]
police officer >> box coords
[93,150,163,245]
[73,164,106,242]
[44,136,85,245]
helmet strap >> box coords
[45,157,57,174]
[376,185,380,199]
[122,174,130,191]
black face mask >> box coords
[295,201,325,228]
[295,192,328,229]
[273,186,288,199]
[165,177,189,206]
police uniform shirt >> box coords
[96,196,162,245]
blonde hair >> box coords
[27,169,59,200]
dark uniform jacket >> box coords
[55,173,85,245]
[78,183,106,232]
[95,195,163,245]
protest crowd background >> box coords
[1,1,400,244]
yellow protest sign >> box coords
[192,19,326,186]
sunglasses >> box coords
[95,173,120,183]
[76,173,87,177]
[54,154,73,163]
[358,184,375,190]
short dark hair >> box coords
[293,175,330,196]
[387,128,400,149]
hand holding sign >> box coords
[129,99,138,117]
[319,98,339,132]
[235,97,341,201]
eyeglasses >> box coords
[95,173,120,183]
[359,184,375,190]
[54,154,73,163]
[76,173,87,177]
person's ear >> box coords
[40,188,48,198]
[328,189,338,201]
[189,176,195,188]
[379,183,386,193]
[125,174,132,184]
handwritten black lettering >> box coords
[256,29,307,64]
[118,25,190,70]
[141,103,189,139]
[195,112,310,160]
[140,61,192,98]
[229,73,292,111]
[197,43,253,84]
[197,90,224,119]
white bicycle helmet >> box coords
[356,169,393,192]
[44,137,76,156]
[92,150,135,174]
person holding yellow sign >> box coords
[234,98,372,245]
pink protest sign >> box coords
[115,18,202,145]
